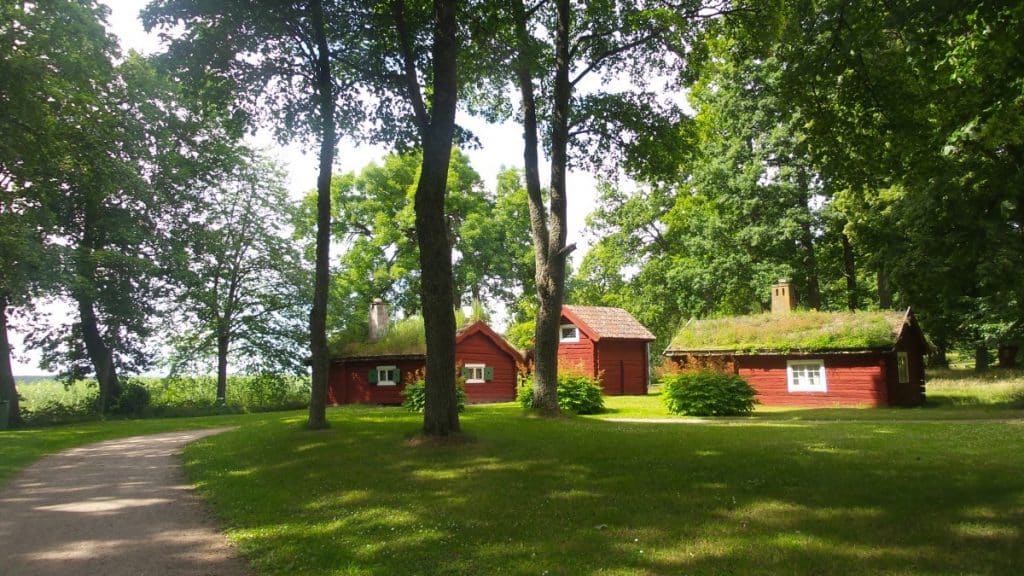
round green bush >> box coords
[660,370,758,416]
[113,380,152,416]
[401,378,467,413]
[517,373,605,415]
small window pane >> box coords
[897,352,910,384]
[377,366,398,386]
[465,364,486,383]
[787,360,826,392]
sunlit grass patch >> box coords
[926,368,1024,405]
[174,405,1024,575]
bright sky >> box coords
[8,1,606,374]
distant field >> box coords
[13,375,57,385]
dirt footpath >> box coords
[0,429,250,576]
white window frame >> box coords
[896,352,910,384]
[559,323,580,343]
[786,360,827,393]
[377,365,398,386]
[465,363,486,384]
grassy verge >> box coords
[182,404,1023,575]
[602,368,1024,421]
[598,395,1023,421]
[0,411,297,487]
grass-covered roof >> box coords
[331,306,493,358]
[333,316,428,358]
[666,310,908,354]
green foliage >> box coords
[400,376,467,414]
[517,373,604,415]
[16,375,309,424]
[661,370,758,417]
[112,381,151,416]
[504,318,536,350]
[299,153,532,340]
[166,151,309,378]
[668,310,904,353]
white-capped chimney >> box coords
[369,298,389,342]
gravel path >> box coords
[0,429,250,576]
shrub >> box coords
[517,373,605,415]
[661,370,758,416]
[113,380,151,415]
[401,374,467,413]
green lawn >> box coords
[179,404,1023,575]
[597,394,1024,421]
[3,374,1022,576]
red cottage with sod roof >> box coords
[557,305,656,395]
[663,281,928,407]
[328,302,524,405]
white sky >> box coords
[8,0,606,374]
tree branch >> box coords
[391,0,429,133]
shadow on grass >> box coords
[184,406,1024,575]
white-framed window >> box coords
[896,352,910,384]
[464,363,486,384]
[787,360,827,392]
[376,365,398,386]
[559,323,580,343]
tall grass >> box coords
[926,368,1024,406]
[14,375,309,426]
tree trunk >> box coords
[877,267,893,309]
[797,228,821,310]
[0,296,24,428]
[75,291,121,414]
[841,232,858,311]
[997,344,1018,368]
[511,0,573,416]
[417,0,461,436]
[216,329,229,404]
[974,346,990,372]
[929,339,949,368]
[306,0,334,430]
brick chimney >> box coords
[771,279,796,315]
[369,298,389,342]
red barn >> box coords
[663,282,928,407]
[557,305,656,395]
[328,319,524,405]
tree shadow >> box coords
[184,409,1024,575]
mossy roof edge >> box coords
[665,309,909,354]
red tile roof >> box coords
[563,305,656,341]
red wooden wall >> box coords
[328,331,520,405]
[328,358,424,405]
[557,329,649,395]
[557,331,596,376]
[594,340,649,395]
[736,353,888,407]
[455,331,518,403]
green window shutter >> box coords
[394,369,402,385]
[368,368,378,384]
[461,367,471,379]
[484,366,494,381]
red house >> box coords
[328,317,524,405]
[557,305,656,395]
[663,281,927,407]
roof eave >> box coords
[663,346,896,357]
[332,352,427,363]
